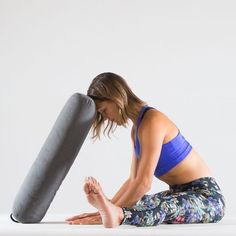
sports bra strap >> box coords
[135,105,154,144]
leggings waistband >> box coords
[169,177,223,195]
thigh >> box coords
[163,190,224,224]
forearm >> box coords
[114,179,149,208]
[111,178,131,206]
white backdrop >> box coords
[1,0,236,218]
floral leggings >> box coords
[121,177,226,227]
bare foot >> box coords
[83,176,124,228]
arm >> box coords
[111,127,138,206]
[114,113,166,207]
[66,127,139,224]
[111,178,131,205]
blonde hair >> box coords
[87,72,146,139]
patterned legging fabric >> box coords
[121,177,226,227]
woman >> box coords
[66,72,225,227]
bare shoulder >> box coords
[138,108,179,142]
[137,109,167,138]
[141,109,170,129]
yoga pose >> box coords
[66,72,225,227]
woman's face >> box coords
[96,100,121,124]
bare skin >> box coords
[66,101,213,226]
[81,176,123,228]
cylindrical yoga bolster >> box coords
[11,93,96,223]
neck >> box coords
[128,103,147,125]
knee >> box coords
[213,202,226,223]
[204,198,226,223]
[214,196,226,223]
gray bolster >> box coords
[11,93,96,223]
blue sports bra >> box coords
[135,106,192,177]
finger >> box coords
[65,214,84,221]
[66,212,100,221]
[68,218,86,225]
[70,215,102,225]
[66,213,92,221]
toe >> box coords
[84,182,90,194]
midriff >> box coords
[158,148,213,185]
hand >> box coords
[68,214,102,225]
[65,212,102,225]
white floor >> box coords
[1,214,236,236]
